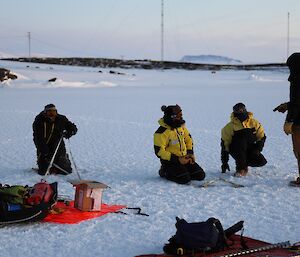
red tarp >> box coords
[43,201,126,224]
[135,234,296,257]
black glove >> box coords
[254,135,266,152]
[63,130,75,139]
[221,163,230,173]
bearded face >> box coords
[45,109,57,122]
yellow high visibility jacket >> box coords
[221,112,265,152]
[154,118,193,162]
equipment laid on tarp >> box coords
[43,200,125,224]
[0,181,57,224]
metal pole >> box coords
[28,32,31,61]
[161,0,164,63]
[287,12,290,59]
[44,136,63,176]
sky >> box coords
[1,0,300,63]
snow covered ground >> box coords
[0,60,298,257]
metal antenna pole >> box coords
[161,0,164,63]
[287,12,290,59]
[27,32,31,61]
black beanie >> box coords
[44,103,57,112]
[233,103,247,114]
[161,104,184,128]
[161,105,182,118]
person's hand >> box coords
[187,154,195,164]
[178,156,191,165]
[221,163,230,173]
[283,122,293,135]
[63,130,76,139]
[273,103,288,113]
[62,130,69,138]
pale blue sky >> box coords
[1,0,300,62]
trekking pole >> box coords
[44,136,63,176]
[67,138,82,180]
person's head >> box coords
[161,104,185,128]
[43,103,57,121]
[287,53,300,82]
[233,102,248,122]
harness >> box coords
[44,122,55,144]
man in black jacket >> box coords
[32,104,78,175]
[274,52,300,184]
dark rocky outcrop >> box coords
[0,68,17,82]
[48,77,57,82]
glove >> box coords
[221,163,230,173]
[283,121,293,135]
[178,156,191,165]
[63,130,75,139]
[273,102,288,113]
[254,137,265,152]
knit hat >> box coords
[233,103,247,114]
[161,105,182,118]
[44,103,57,112]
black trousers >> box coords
[37,153,72,175]
[229,135,267,171]
[161,160,206,184]
[292,125,300,176]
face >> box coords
[45,109,57,121]
[172,111,183,121]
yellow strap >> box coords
[177,248,184,255]
[44,122,55,144]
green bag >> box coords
[0,185,30,204]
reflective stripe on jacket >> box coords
[154,118,193,162]
[221,112,265,151]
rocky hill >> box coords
[1,57,286,71]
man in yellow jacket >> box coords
[221,103,267,176]
[154,105,205,184]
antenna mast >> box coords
[28,32,31,59]
[287,12,290,59]
[161,0,164,62]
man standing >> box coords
[274,52,300,185]
[154,105,205,184]
[33,104,77,175]
[221,103,267,176]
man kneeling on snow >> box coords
[32,104,78,175]
[221,103,267,176]
[154,105,205,184]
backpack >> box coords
[26,180,54,205]
[0,181,57,224]
[0,185,30,205]
[163,217,244,256]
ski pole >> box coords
[67,138,82,180]
[44,136,63,176]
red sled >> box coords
[135,235,296,257]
